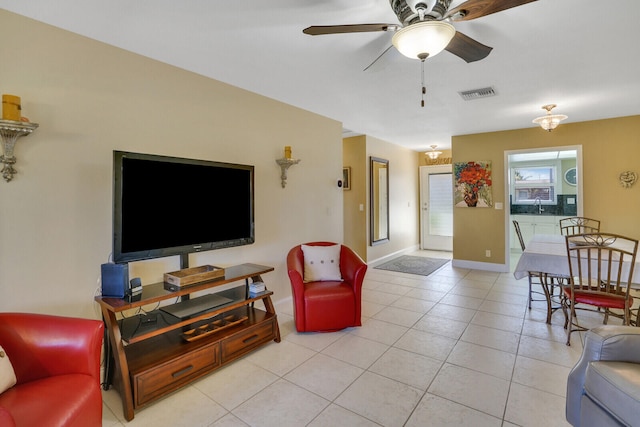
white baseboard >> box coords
[367,244,420,267]
[451,259,510,273]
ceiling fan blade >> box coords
[303,24,399,36]
[445,31,493,63]
[446,0,537,21]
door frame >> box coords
[503,145,583,267]
[419,164,453,251]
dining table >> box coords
[513,234,640,324]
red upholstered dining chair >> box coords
[287,242,367,332]
[561,233,639,346]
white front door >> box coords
[420,165,453,251]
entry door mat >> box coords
[374,256,450,277]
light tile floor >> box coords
[101,250,612,427]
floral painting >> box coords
[454,161,493,208]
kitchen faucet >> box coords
[534,197,544,214]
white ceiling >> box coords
[2,0,639,151]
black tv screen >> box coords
[112,151,254,263]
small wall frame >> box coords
[342,167,351,190]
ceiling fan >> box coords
[303,0,538,64]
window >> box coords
[512,165,557,204]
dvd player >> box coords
[160,293,232,319]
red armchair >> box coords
[0,313,104,427]
[287,242,368,332]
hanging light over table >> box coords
[532,104,568,131]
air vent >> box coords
[458,86,496,101]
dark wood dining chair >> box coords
[561,232,639,346]
[559,217,600,236]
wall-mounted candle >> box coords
[2,94,21,121]
[284,146,292,159]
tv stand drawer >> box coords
[221,317,277,362]
[133,344,220,407]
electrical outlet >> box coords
[485,250,491,258]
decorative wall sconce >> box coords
[276,146,300,188]
[532,104,568,132]
[425,144,442,160]
[0,119,39,182]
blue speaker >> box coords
[101,263,129,298]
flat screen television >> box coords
[112,150,255,264]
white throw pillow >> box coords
[301,244,342,282]
[0,345,17,394]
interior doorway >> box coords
[420,165,453,251]
[505,146,583,269]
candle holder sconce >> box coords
[276,158,300,188]
[0,119,39,182]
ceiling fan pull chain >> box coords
[421,58,426,107]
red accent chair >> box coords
[287,242,368,332]
[0,313,104,427]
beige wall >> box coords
[342,136,367,259]
[0,10,345,318]
[365,135,421,263]
[343,135,421,263]
[453,115,640,268]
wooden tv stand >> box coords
[95,263,280,421]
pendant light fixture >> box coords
[426,144,442,160]
[532,104,568,132]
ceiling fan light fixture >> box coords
[392,21,456,60]
[532,104,568,132]
[406,0,437,14]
